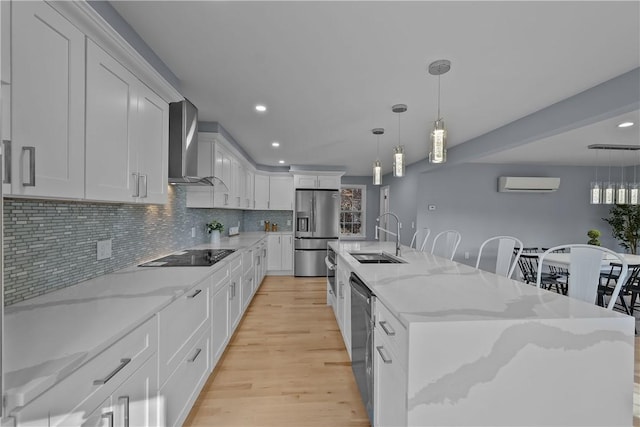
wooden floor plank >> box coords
[185,275,640,427]
[184,276,370,427]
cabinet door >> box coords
[12,1,85,198]
[254,174,270,210]
[267,234,282,270]
[113,355,158,427]
[245,169,254,209]
[281,234,294,271]
[294,175,317,189]
[228,274,242,331]
[211,283,229,367]
[269,176,294,210]
[317,175,341,189]
[213,143,232,207]
[79,396,113,427]
[85,40,137,202]
[242,273,253,310]
[373,335,406,427]
[136,84,168,204]
[231,157,243,208]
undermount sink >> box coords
[349,252,406,264]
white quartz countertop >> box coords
[330,240,630,327]
[4,233,266,412]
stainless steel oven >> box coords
[325,245,337,296]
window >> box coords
[340,185,366,239]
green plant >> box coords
[586,229,601,246]
[603,205,640,254]
[206,220,224,234]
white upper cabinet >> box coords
[11,1,85,199]
[269,176,294,210]
[244,169,254,209]
[293,174,341,190]
[85,40,168,204]
[254,174,269,210]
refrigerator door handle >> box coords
[311,194,316,234]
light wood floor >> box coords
[184,276,369,427]
[185,276,640,427]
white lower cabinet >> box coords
[373,300,408,427]
[14,317,157,427]
[267,233,293,273]
[211,267,230,369]
[229,270,242,332]
[335,255,352,358]
[159,328,211,427]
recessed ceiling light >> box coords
[272,142,280,147]
[278,160,285,164]
[618,121,635,128]
[255,104,267,113]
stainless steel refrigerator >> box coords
[294,189,340,276]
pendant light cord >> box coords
[437,73,441,120]
[398,111,401,145]
[376,134,380,160]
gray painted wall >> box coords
[407,163,619,269]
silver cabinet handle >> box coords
[224,194,229,206]
[3,140,11,183]
[379,321,396,336]
[188,348,202,363]
[139,174,148,198]
[101,411,114,427]
[93,358,131,385]
[376,346,392,364]
[118,396,130,427]
[22,146,35,187]
[188,289,202,298]
[132,173,139,198]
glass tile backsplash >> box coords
[3,186,252,306]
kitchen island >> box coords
[330,240,635,426]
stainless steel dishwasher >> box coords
[350,272,374,424]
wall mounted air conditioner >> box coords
[497,176,561,193]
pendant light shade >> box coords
[590,182,602,205]
[428,59,451,164]
[392,104,407,177]
[588,144,640,205]
[372,128,384,186]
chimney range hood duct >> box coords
[168,99,227,188]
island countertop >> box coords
[329,240,631,326]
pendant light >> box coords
[590,149,602,204]
[630,149,639,205]
[392,104,407,177]
[603,150,615,205]
[616,150,629,204]
[428,59,451,164]
[372,128,384,185]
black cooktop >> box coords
[139,249,236,267]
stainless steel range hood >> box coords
[168,99,226,187]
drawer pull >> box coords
[376,346,393,364]
[101,411,114,427]
[188,348,202,363]
[379,320,396,336]
[132,173,139,198]
[188,289,202,298]
[119,396,130,427]
[93,358,131,385]
[3,139,11,183]
[22,146,36,187]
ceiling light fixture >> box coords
[588,144,640,205]
[271,141,280,147]
[428,59,451,164]
[278,160,285,164]
[618,121,635,128]
[392,104,407,177]
[255,104,267,112]
[372,128,384,186]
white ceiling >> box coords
[110,1,640,175]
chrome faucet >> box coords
[375,212,401,257]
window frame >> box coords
[339,184,367,240]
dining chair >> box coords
[475,235,523,278]
[536,244,629,310]
[599,263,640,313]
[430,230,462,260]
[409,228,431,251]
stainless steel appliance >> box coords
[139,249,235,267]
[325,245,337,307]
[294,189,339,276]
[350,272,374,423]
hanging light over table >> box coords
[428,59,451,164]
[588,144,640,205]
[392,104,407,177]
[590,149,602,204]
[372,128,384,185]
